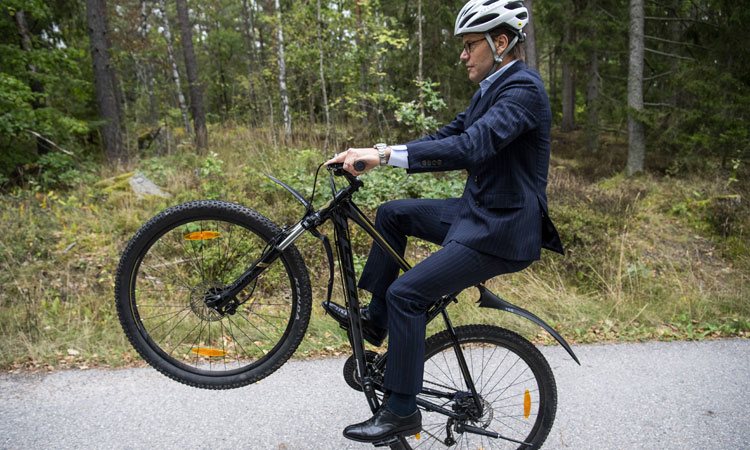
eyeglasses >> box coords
[462,38,485,55]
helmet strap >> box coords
[482,32,520,80]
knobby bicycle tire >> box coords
[115,200,312,389]
[409,325,557,449]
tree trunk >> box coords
[85,0,125,164]
[139,1,158,125]
[240,0,259,124]
[561,22,575,132]
[175,0,208,150]
[316,0,331,149]
[585,49,600,152]
[525,0,538,70]
[14,10,47,155]
[417,0,424,115]
[157,0,191,135]
[627,0,646,175]
[273,0,292,140]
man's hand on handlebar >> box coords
[325,148,379,176]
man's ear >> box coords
[494,34,509,54]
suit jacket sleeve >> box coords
[406,110,468,145]
[406,79,540,173]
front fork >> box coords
[205,221,304,314]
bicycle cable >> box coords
[306,162,327,212]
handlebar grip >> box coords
[353,161,366,172]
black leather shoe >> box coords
[321,301,387,346]
[343,407,422,443]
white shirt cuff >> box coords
[387,145,409,168]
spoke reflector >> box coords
[191,347,227,357]
[184,231,221,241]
[524,389,531,419]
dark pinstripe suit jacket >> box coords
[405,61,564,261]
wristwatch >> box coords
[374,143,388,166]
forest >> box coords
[0,0,748,369]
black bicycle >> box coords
[115,162,580,449]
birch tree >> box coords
[157,0,191,134]
[273,0,291,140]
[316,0,331,149]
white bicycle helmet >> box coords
[455,0,528,75]
[454,0,528,39]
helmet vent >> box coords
[505,1,524,10]
[460,12,478,28]
[470,13,500,27]
[482,0,501,5]
[516,11,528,20]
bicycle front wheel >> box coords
[115,200,312,389]
[409,325,557,449]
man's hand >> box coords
[325,148,380,176]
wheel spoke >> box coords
[411,326,556,450]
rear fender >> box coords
[477,285,580,365]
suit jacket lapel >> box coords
[466,61,527,125]
[464,89,482,126]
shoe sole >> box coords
[321,302,386,346]
[343,425,422,443]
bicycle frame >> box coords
[210,165,579,447]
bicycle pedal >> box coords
[372,436,401,447]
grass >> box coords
[0,125,748,371]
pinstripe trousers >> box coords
[358,199,533,395]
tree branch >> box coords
[643,71,674,81]
[26,131,76,157]
[644,16,719,28]
[645,47,695,61]
[644,102,675,108]
[645,35,709,49]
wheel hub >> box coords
[189,282,225,322]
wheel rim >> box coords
[409,338,547,449]
[128,217,298,377]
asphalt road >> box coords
[1,339,748,449]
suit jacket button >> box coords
[474,176,478,183]
[474,200,480,207]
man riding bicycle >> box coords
[325,0,563,443]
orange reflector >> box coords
[523,389,531,419]
[415,433,420,440]
[184,231,221,241]
[191,347,226,357]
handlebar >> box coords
[325,163,361,186]
[326,161,367,173]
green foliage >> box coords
[0,73,37,138]
[199,152,227,199]
[33,153,97,190]
[396,79,448,134]
[1,129,749,370]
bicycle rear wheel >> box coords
[115,200,312,389]
[409,325,556,449]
